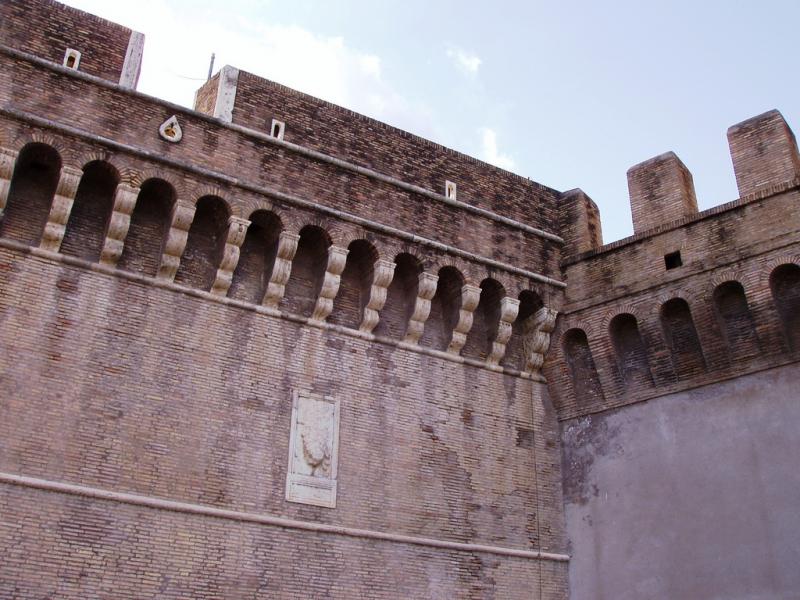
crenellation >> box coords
[559,188,602,256]
[727,109,800,197]
[0,0,139,84]
[627,151,698,234]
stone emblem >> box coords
[158,115,183,143]
[286,390,340,508]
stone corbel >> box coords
[522,306,558,374]
[262,231,300,308]
[40,165,83,252]
[157,199,196,281]
[0,147,19,217]
[446,284,482,355]
[359,259,396,333]
[311,245,349,322]
[487,296,521,365]
[210,216,250,296]
[403,271,439,345]
[99,183,139,266]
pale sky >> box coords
[62,0,800,242]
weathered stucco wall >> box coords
[561,362,800,600]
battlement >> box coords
[563,110,800,258]
[194,66,560,229]
[546,111,800,420]
[0,0,144,88]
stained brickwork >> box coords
[0,2,570,598]
[0,246,567,598]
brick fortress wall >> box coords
[547,110,800,599]
[0,2,569,598]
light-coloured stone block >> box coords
[286,390,341,508]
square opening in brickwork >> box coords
[270,119,285,141]
[445,180,457,200]
[664,250,683,270]
[63,48,81,70]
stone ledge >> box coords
[0,472,570,563]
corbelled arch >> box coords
[174,195,232,291]
[280,223,333,317]
[561,327,605,408]
[419,265,466,351]
[609,312,654,390]
[0,142,62,246]
[329,238,380,330]
[117,177,176,277]
[769,263,800,351]
[712,279,760,361]
[462,277,505,362]
[503,289,544,371]
[659,297,706,379]
[228,208,284,304]
[374,251,424,340]
[128,167,187,199]
[61,159,121,262]
[11,130,69,160]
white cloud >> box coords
[479,128,516,170]
[446,45,482,75]
[60,0,438,139]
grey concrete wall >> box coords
[562,362,800,600]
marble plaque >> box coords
[285,390,340,508]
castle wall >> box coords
[547,109,800,599]
[0,2,571,596]
[561,362,800,600]
[3,2,799,598]
[0,243,567,598]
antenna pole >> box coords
[207,53,215,81]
